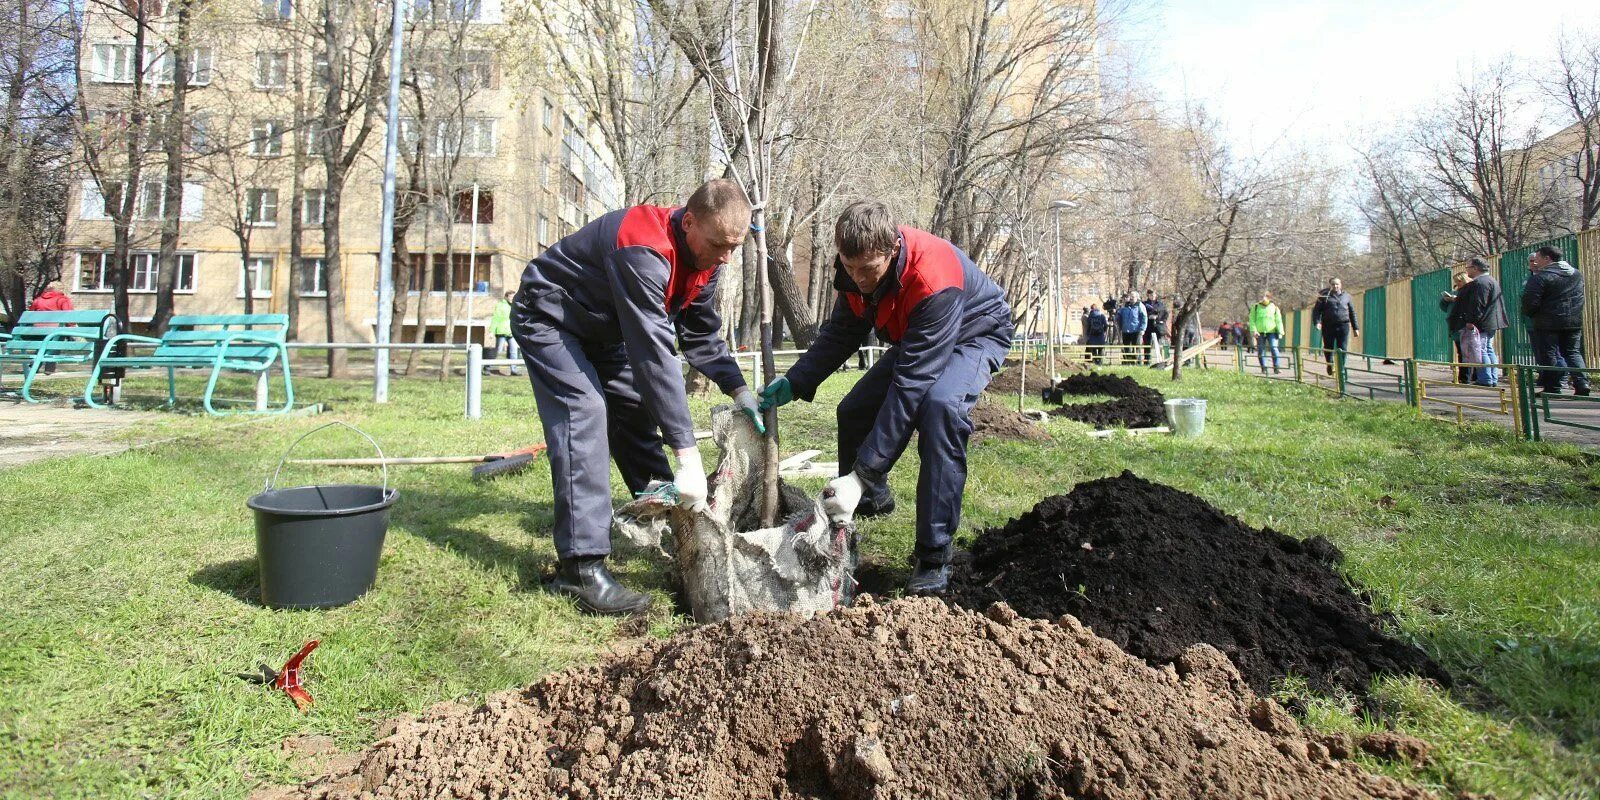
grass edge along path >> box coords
[0,367,1596,798]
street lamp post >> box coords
[373,0,406,403]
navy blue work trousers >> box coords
[512,310,672,559]
[836,330,1010,559]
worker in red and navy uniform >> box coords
[760,200,1014,595]
[511,179,760,616]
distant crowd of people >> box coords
[1078,290,1198,365]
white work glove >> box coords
[672,446,708,512]
[732,387,765,434]
[822,472,864,525]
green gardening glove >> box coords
[759,376,794,411]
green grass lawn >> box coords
[2,365,1598,798]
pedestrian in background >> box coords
[1451,258,1508,387]
[1115,293,1147,365]
[27,282,74,375]
[1440,271,1472,383]
[1143,290,1168,363]
[1522,245,1590,396]
[1083,303,1109,364]
[1248,291,1285,374]
[488,290,520,376]
[1312,277,1358,376]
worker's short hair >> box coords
[685,179,751,226]
[1536,245,1563,262]
[835,201,899,259]
[1468,257,1490,272]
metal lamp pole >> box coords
[1049,199,1077,380]
[373,0,406,403]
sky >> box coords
[1114,0,1597,159]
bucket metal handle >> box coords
[267,421,388,495]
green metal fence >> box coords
[1410,267,1455,362]
[1362,285,1387,357]
[1290,310,1302,349]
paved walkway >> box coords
[0,398,159,469]
[1204,350,1600,450]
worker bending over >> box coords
[512,179,761,615]
[760,201,1014,595]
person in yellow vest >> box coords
[1248,291,1286,374]
[487,291,520,376]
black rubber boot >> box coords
[906,548,950,596]
[547,556,652,616]
[855,480,897,519]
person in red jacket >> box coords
[29,283,74,312]
[26,283,74,373]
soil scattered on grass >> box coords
[1047,373,1167,430]
[970,400,1050,442]
[281,598,1430,800]
[950,472,1452,700]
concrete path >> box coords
[1203,350,1600,450]
[0,398,160,469]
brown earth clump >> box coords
[970,401,1050,442]
[280,598,1430,800]
[984,358,1084,397]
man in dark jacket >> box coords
[1312,278,1359,376]
[1450,257,1509,386]
[511,179,761,615]
[759,201,1013,596]
[1142,290,1168,363]
[1083,304,1109,364]
[1522,245,1589,395]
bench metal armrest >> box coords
[101,332,164,350]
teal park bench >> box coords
[0,309,117,402]
[85,314,294,415]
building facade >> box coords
[63,0,620,343]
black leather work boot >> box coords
[855,480,897,519]
[906,548,951,596]
[547,556,653,616]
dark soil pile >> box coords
[984,357,1082,397]
[970,400,1050,442]
[950,472,1452,699]
[1047,373,1167,430]
[279,598,1429,800]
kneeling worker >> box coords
[759,201,1014,595]
[512,179,762,615]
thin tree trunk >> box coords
[152,0,191,333]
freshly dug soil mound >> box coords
[970,400,1050,442]
[1048,373,1167,430]
[282,598,1429,800]
[984,358,1081,397]
[951,472,1451,699]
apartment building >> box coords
[64,0,621,343]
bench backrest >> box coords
[1,310,114,356]
[155,314,288,363]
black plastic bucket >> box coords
[249,423,399,609]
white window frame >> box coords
[261,0,293,21]
[246,188,279,226]
[302,189,325,225]
[240,255,274,298]
[298,257,327,296]
[90,43,136,83]
[255,51,289,89]
[537,215,549,248]
[74,251,196,294]
[250,119,285,157]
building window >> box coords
[246,188,279,225]
[250,119,284,156]
[460,50,495,89]
[302,189,325,225]
[303,125,324,155]
[255,51,289,89]
[560,168,584,208]
[542,98,554,132]
[261,0,292,20]
[312,53,329,89]
[242,256,274,297]
[537,215,549,247]
[298,257,326,295]
[447,0,480,21]
[453,188,493,224]
[80,180,202,221]
[76,251,194,293]
[138,180,165,220]
[432,118,496,157]
[90,43,137,83]
[406,253,489,292]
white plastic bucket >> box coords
[1165,398,1207,438]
